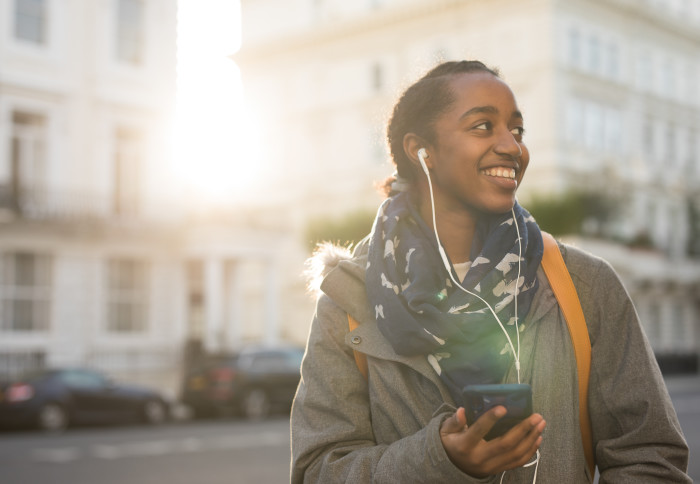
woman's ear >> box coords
[403,133,432,171]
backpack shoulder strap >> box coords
[540,231,595,476]
[347,314,369,380]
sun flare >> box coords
[173,0,263,205]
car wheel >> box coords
[37,403,68,432]
[142,400,167,425]
[242,389,270,420]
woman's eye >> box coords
[474,122,491,130]
[511,126,525,137]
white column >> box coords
[204,258,224,353]
[225,260,243,352]
[264,257,280,346]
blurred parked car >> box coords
[0,368,169,432]
[181,346,304,420]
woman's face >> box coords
[425,71,529,216]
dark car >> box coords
[181,346,304,420]
[0,368,169,432]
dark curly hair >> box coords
[380,60,500,196]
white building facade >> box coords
[0,0,294,397]
[237,0,700,371]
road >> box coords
[0,376,697,484]
[0,417,291,484]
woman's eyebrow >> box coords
[458,106,524,121]
[459,105,497,120]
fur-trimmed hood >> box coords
[304,242,354,296]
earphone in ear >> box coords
[417,148,429,175]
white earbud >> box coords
[417,148,429,175]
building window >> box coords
[603,108,623,155]
[662,57,676,95]
[604,41,619,80]
[671,304,689,350]
[14,0,47,45]
[113,127,142,216]
[584,103,604,151]
[636,51,653,91]
[645,301,661,349]
[565,98,584,145]
[106,259,147,333]
[0,252,52,332]
[642,118,655,162]
[688,128,698,175]
[116,0,145,65]
[1,111,47,212]
[568,27,581,68]
[666,124,677,166]
[587,34,601,74]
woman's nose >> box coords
[494,129,522,158]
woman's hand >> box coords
[439,406,545,478]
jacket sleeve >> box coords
[290,295,490,484]
[572,254,690,483]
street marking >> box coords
[33,447,81,463]
[31,430,288,464]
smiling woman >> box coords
[173,0,263,206]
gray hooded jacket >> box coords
[290,240,689,483]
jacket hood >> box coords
[304,239,371,317]
[304,242,354,296]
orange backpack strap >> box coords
[541,231,595,476]
[347,314,369,380]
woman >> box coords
[291,60,689,483]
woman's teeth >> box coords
[483,167,516,179]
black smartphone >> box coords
[463,383,533,440]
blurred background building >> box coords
[1,0,698,401]
[236,0,700,372]
[0,0,300,398]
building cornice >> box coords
[567,0,700,44]
[234,0,487,66]
[235,0,700,67]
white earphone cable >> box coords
[421,151,523,382]
[418,149,538,484]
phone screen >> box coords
[463,383,533,440]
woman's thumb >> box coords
[441,407,468,435]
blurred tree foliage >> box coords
[305,209,376,251]
[305,190,621,253]
[524,189,617,238]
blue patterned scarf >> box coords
[365,191,543,404]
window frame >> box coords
[0,251,52,333]
[104,258,148,334]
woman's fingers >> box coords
[479,414,546,472]
[440,407,546,478]
[462,405,507,444]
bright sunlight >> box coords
[173,0,263,206]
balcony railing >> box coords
[0,185,144,223]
